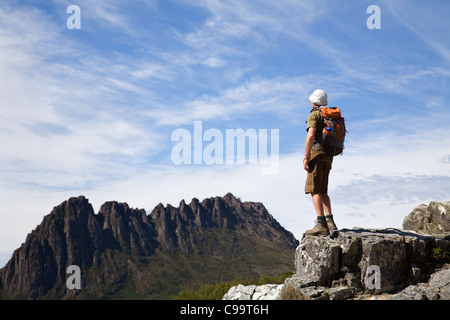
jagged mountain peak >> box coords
[0,193,298,299]
[148,192,277,232]
[46,195,93,220]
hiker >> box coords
[303,89,338,236]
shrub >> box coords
[431,247,450,264]
[172,272,293,300]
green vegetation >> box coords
[431,247,450,264]
[89,228,295,299]
[171,271,292,300]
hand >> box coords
[303,158,310,171]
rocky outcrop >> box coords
[281,200,450,300]
[0,196,100,299]
[223,201,450,300]
[0,193,298,299]
[403,201,450,237]
[284,227,450,300]
[223,284,283,300]
[390,266,450,300]
[150,192,297,255]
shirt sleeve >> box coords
[306,110,321,131]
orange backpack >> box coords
[318,107,347,156]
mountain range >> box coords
[0,193,298,299]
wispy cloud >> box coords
[386,0,450,64]
[148,75,319,126]
[0,5,162,192]
[131,62,173,80]
[332,175,450,205]
[1,0,450,269]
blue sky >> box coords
[1,0,450,267]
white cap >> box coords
[309,89,328,106]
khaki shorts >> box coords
[305,150,333,194]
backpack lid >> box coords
[320,107,341,118]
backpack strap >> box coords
[305,107,323,129]
[309,106,323,113]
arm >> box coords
[303,127,316,171]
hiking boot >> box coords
[305,216,329,236]
[326,214,338,232]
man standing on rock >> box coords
[303,89,338,236]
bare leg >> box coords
[311,193,324,216]
[320,194,332,216]
[306,193,329,236]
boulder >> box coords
[223,284,283,300]
[403,201,450,237]
[390,266,450,300]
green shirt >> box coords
[306,108,333,164]
[306,108,325,151]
